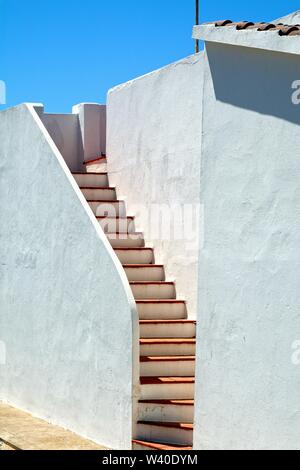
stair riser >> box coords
[140,360,195,377]
[136,424,193,446]
[140,383,194,400]
[86,162,107,173]
[108,235,145,248]
[74,174,109,187]
[140,323,196,339]
[88,202,126,217]
[82,188,116,201]
[115,251,154,265]
[125,267,165,282]
[132,284,176,300]
[98,219,135,233]
[132,443,155,450]
[138,403,194,424]
[140,344,195,357]
[137,303,187,320]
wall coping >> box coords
[193,24,300,56]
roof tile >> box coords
[215,20,233,27]
[210,20,300,36]
[236,21,255,30]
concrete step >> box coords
[72,172,108,188]
[107,233,145,248]
[124,265,165,282]
[81,187,116,201]
[140,338,196,356]
[132,439,192,451]
[84,156,107,173]
[130,282,176,300]
[115,248,154,265]
[88,200,126,217]
[136,422,193,447]
[138,399,194,424]
[136,300,187,320]
[97,217,135,233]
[140,356,195,377]
[140,320,196,339]
[140,377,194,400]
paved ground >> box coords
[0,402,107,450]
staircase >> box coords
[73,156,196,451]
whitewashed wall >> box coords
[194,42,300,450]
[41,103,107,172]
[42,112,83,172]
[73,103,107,163]
[0,104,139,450]
[107,54,204,317]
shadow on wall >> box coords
[206,42,300,126]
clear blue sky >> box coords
[1,0,299,113]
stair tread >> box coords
[84,156,107,165]
[87,199,123,203]
[140,338,195,344]
[72,172,108,175]
[107,232,138,235]
[139,399,194,405]
[140,376,195,385]
[108,232,143,237]
[132,439,192,450]
[116,248,153,252]
[96,216,134,219]
[140,356,195,362]
[131,281,174,285]
[81,187,115,190]
[136,299,186,304]
[140,319,195,324]
[79,185,116,191]
[138,421,193,431]
[123,264,163,268]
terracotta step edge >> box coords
[123,264,163,268]
[140,338,196,344]
[137,421,193,430]
[132,439,192,450]
[72,172,108,175]
[138,399,194,405]
[140,376,195,384]
[136,300,186,304]
[140,319,195,324]
[83,156,107,165]
[140,355,195,362]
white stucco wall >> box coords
[73,103,106,162]
[194,42,300,450]
[107,54,204,317]
[42,112,84,172]
[0,104,139,450]
[41,103,107,172]
[274,10,300,24]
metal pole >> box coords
[195,0,199,53]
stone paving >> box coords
[0,402,107,450]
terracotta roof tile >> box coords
[236,21,255,30]
[212,20,300,36]
[278,25,300,36]
[257,23,277,31]
[215,20,233,27]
